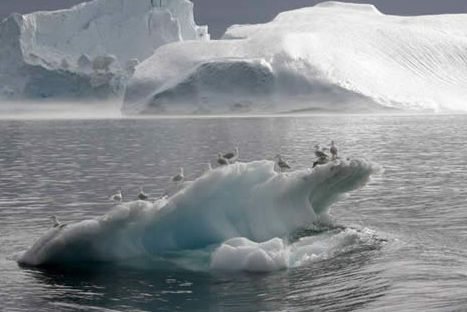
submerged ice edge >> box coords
[210,227,380,272]
[18,158,380,268]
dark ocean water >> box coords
[1,115,467,311]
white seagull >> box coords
[137,187,149,201]
[274,154,291,172]
[109,189,123,202]
[330,140,338,160]
[51,216,66,228]
[217,153,230,166]
[172,167,184,184]
[314,144,329,160]
[222,147,239,163]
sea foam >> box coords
[210,227,377,272]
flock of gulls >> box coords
[50,141,338,228]
[107,141,338,203]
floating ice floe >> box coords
[18,158,380,269]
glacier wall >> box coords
[18,159,378,267]
[125,1,467,114]
[0,0,209,101]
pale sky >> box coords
[1,0,467,38]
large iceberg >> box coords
[125,1,467,114]
[0,0,208,101]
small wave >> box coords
[210,227,381,272]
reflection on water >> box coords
[23,241,388,312]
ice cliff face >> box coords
[125,1,467,114]
[0,0,208,101]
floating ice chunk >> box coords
[18,159,379,267]
[211,237,288,272]
[210,227,379,272]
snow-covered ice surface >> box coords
[125,1,467,114]
[0,0,208,102]
[18,158,379,272]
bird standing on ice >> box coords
[172,167,184,184]
[217,153,230,166]
[274,154,291,172]
[330,140,338,160]
[137,187,149,201]
[314,145,329,160]
[109,189,123,202]
[222,147,239,163]
[313,145,330,168]
[50,216,66,228]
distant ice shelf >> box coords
[0,0,208,102]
